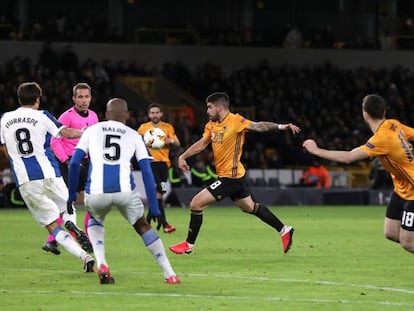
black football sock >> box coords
[251,203,284,232]
[146,211,152,224]
[186,210,203,244]
[158,198,167,226]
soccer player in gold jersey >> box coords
[169,92,300,255]
[138,103,180,233]
[303,94,414,254]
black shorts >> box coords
[60,158,89,192]
[206,176,251,201]
[151,161,168,194]
[387,191,414,231]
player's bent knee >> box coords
[384,231,399,243]
[399,231,414,253]
[240,202,258,214]
[400,240,414,253]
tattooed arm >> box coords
[247,121,300,134]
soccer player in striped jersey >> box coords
[0,81,95,272]
[169,92,300,255]
[138,103,180,233]
[68,98,180,284]
[303,94,414,255]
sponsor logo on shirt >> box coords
[365,142,375,149]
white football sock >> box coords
[87,224,107,268]
[54,228,86,259]
[62,206,78,225]
[145,237,176,279]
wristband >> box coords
[278,124,284,130]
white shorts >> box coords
[85,189,144,225]
[19,177,68,227]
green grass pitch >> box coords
[1,205,413,311]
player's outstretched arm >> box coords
[248,121,300,134]
[178,137,210,172]
[139,158,160,217]
[302,139,369,164]
[67,149,85,203]
[60,127,83,139]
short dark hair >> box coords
[73,82,91,96]
[148,102,162,112]
[362,94,386,119]
[206,92,229,107]
[17,82,42,106]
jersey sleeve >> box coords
[235,114,252,132]
[75,127,90,153]
[202,122,212,142]
[401,123,414,141]
[135,134,153,161]
[58,110,72,126]
[360,133,389,157]
[43,111,64,137]
[49,111,70,162]
[167,123,179,141]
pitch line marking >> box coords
[0,288,413,307]
[186,273,414,295]
[2,268,414,295]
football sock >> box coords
[87,218,106,268]
[84,211,90,236]
[46,234,55,243]
[47,217,63,242]
[186,210,203,244]
[62,206,78,225]
[146,211,153,223]
[251,203,284,232]
[52,227,86,258]
[142,229,175,279]
[158,198,167,225]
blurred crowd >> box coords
[1,10,414,51]
[1,45,414,173]
[163,59,414,169]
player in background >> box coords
[68,98,180,284]
[0,81,95,272]
[43,83,98,255]
[169,92,299,255]
[138,103,180,233]
[303,94,414,255]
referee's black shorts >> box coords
[59,158,89,192]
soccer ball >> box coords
[143,127,166,149]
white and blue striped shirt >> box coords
[75,120,152,194]
[0,107,64,186]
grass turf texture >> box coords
[0,205,413,311]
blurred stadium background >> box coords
[1,0,413,207]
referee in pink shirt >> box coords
[42,83,99,255]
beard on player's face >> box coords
[209,112,219,121]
